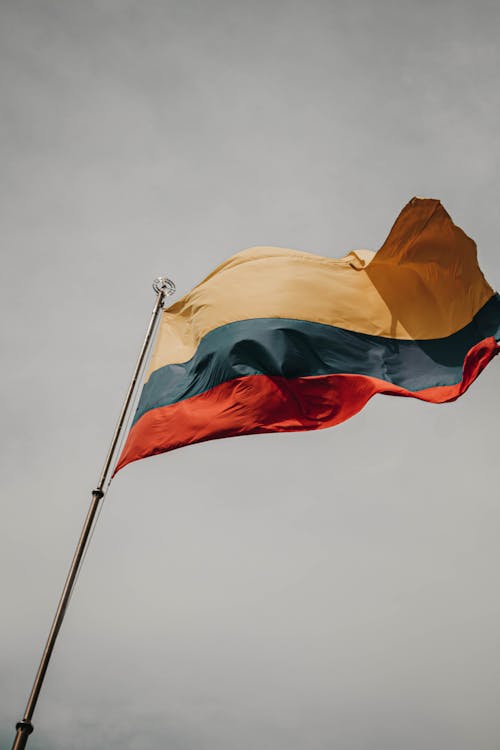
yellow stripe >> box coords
[146,198,494,376]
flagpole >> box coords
[11,276,175,750]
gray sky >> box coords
[1,1,499,748]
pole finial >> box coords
[153,277,176,298]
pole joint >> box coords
[15,721,33,735]
[92,489,104,500]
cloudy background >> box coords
[1,1,499,748]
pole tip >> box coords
[152,277,176,297]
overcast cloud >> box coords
[1,1,499,748]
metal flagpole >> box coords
[11,276,175,750]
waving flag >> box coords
[115,198,500,473]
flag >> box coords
[115,198,500,473]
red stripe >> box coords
[115,337,499,474]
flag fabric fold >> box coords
[115,198,500,473]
